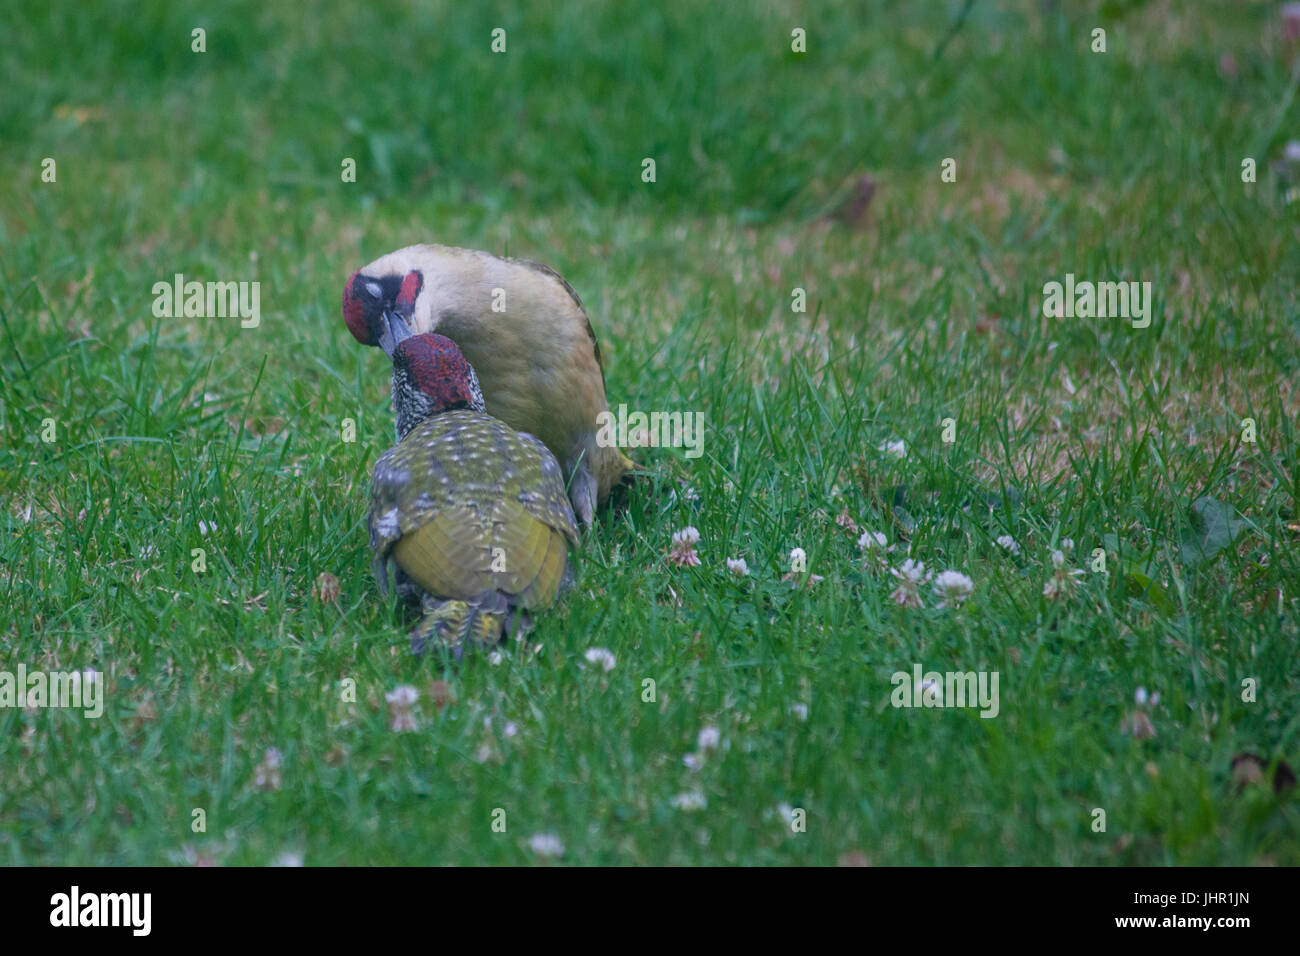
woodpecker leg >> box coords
[567,460,597,527]
[411,593,508,659]
[410,595,468,660]
[410,614,463,661]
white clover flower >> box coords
[528,833,565,858]
[892,558,928,583]
[583,647,617,672]
[858,530,889,552]
[670,790,708,811]
[385,685,419,732]
[889,558,930,607]
[726,557,749,577]
[1134,687,1160,707]
[254,748,283,791]
[386,685,418,707]
[789,703,809,721]
[697,726,722,751]
[933,570,975,608]
[878,439,908,459]
[1044,551,1085,600]
[488,650,504,666]
[995,535,1020,555]
[669,527,702,567]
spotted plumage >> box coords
[369,334,578,657]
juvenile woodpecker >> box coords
[369,329,579,657]
[343,244,635,524]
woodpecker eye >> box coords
[365,281,383,300]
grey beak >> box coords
[378,309,414,358]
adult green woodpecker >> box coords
[369,329,579,657]
[343,244,635,525]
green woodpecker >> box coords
[343,244,635,525]
[369,330,579,657]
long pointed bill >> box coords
[378,309,414,358]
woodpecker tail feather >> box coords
[411,593,509,658]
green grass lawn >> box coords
[1,0,1298,865]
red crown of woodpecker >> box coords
[393,333,482,412]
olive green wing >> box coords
[369,411,578,608]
